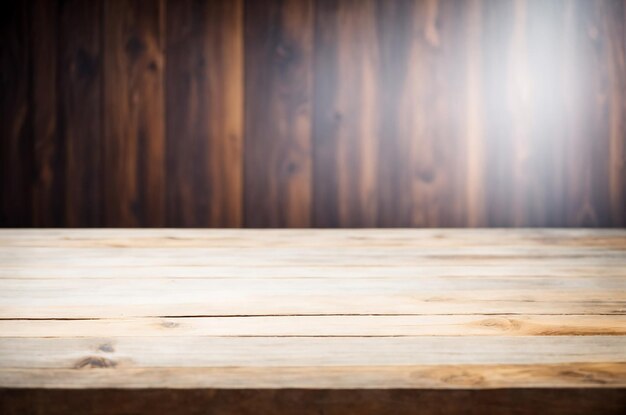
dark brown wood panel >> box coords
[0,1,33,227]
[0,0,624,228]
[313,0,378,227]
[2,388,626,415]
[59,0,103,227]
[31,0,63,227]
[103,0,166,227]
[165,0,243,227]
[375,0,469,227]
[244,0,313,227]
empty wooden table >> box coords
[1,229,625,414]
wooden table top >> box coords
[0,229,625,390]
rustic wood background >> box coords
[1,0,624,228]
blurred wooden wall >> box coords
[1,0,625,228]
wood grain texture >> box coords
[104,0,165,227]
[4,336,624,369]
[2,388,626,415]
[2,315,626,337]
[59,0,103,227]
[165,0,243,227]
[245,0,313,227]
[31,0,64,227]
[313,0,378,227]
[1,0,625,228]
[605,0,626,227]
[376,0,468,227]
[2,364,626,390]
[0,229,624,392]
[2,227,624,248]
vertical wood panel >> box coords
[507,0,532,226]
[375,0,417,227]
[403,0,467,227]
[524,0,567,226]
[465,0,486,227]
[563,0,615,227]
[562,0,587,226]
[244,0,313,227]
[313,0,378,227]
[582,1,613,227]
[32,0,64,227]
[0,1,32,227]
[104,0,165,227]
[482,0,517,226]
[165,0,243,227]
[59,0,103,227]
[604,0,626,226]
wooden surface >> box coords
[2,389,626,415]
[1,0,625,228]
[0,228,625,393]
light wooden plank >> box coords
[2,363,625,389]
[1,336,624,369]
[2,265,626,279]
[1,247,625,269]
[1,228,625,249]
[2,315,625,337]
[0,280,623,318]
[3,277,620,295]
